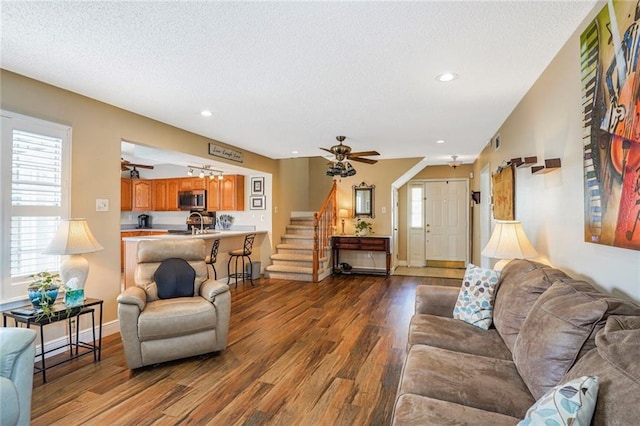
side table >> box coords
[2,297,103,383]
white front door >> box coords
[408,182,426,266]
[425,180,468,263]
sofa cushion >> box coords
[512,279,640,399]
[392,394,520,426]
[518,376,599,426]
[562,315,640,425]
[154,258,196,299]
[452,264,500,330]
[398,345,535,418]
[138,297,217,341]
[492,259,571,351]
[408,314,512,360]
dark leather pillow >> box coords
[154,258,195,299]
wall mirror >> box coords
[353,182,375,218]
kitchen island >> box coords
[122,230,269,289]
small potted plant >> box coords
[354,218,373,236]
[28,272,62,318]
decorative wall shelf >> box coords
[511,156,538,168]
[532,158,562,174]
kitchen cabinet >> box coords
[152,179,180,211]
[121,178,132,211]
[208,175,244,211]
[180,177,206,191]
[152,180,167,211]
[120,230,167,271]
[132,180,153,211]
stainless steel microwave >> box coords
[178,190,207,211]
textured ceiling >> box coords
[1,1,599,166]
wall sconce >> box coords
[471,191,481,204]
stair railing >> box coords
[312,181,337,282]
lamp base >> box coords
[494,258,512,271]
[60,254,89,289]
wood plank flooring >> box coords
[30,274,461,426]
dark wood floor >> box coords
[31,274,460,426]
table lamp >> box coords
[481,220,538,270]
[42,218,104,289]
[339,209,349,235]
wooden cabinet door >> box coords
[166,179,180,211]
[132,180,152,211]
[121,178,132,211]
[180,177,206,191]
[191,177,206,190]
[207,178,221,211]
[220,175,245,211]
[152,179,167,211]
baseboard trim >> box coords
[34,319,120,362]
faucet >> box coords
[190,211,205,235]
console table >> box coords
[2,298,103,383]
[331,235,391,276]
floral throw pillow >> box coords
[518,376,599,426]
[452,264,500,330]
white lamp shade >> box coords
[339,209,349,218]
[43,218,104,255]
[42,219,103,289]
[481,220,538,260]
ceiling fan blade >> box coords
[320,147,335,154]
[349,151,380,157]
[121,165,130,171]
[349,157,378,164]
[127,163,155,169]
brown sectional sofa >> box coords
[392,259,640,425]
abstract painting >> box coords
[581,0,640,250]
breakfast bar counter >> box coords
[122,230,269,289]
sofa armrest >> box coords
[415,285,460,317]
[200,279,230,302]
[117,286,147,311]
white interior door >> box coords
[407,182,426,266]
[425,180,468,262]
[392,186,399,270]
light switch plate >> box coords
[96,198,109,212]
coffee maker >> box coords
[137,214,151,229]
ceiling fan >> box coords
[320,136,380,165]
[121,158,154,178]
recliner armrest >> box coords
[117,286,147,311]
[415,285,460,317]
[200,279,230,302]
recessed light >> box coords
[436,72,458,82]
[436,139,445,144]
[291,150,299,154]
[200,110,213,117]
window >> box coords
[1,111,71,302]
[410,185,423,228]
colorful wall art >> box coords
[581,0,640,251]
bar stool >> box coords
[205,239,220,280]
[227,234,256,288]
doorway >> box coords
[407,179,469,267]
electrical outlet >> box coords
[367,251,372,258]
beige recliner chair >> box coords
[117,239,230,369]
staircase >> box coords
[265,214,333,282]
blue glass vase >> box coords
[27,286,59,309]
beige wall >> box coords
[1,70,281,327]
[471,8,640,301]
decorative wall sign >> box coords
[581,0,640,251]
[208,143,243,163]
[491,165,514,220]
[251,177,264,195]
[250,196,265,210]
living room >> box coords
[1,1,639,424]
